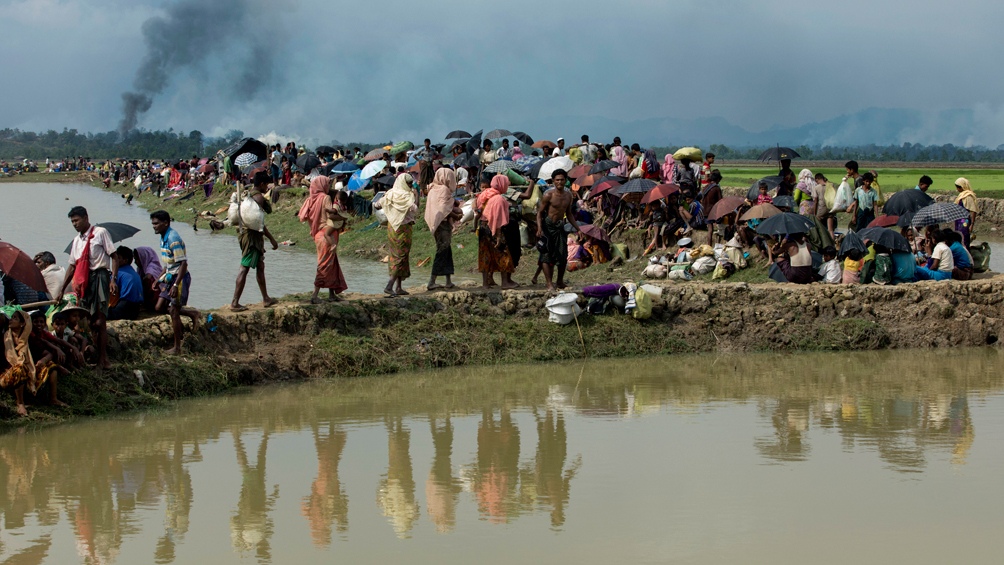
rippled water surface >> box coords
[0,182,390,307]
[2,350,1004,564]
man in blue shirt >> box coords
[150,210,200,355]
[108,246,144,320]
[945,229,973,280]
[915,175,932,192]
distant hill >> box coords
[529,108,1003,149]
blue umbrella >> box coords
[331,161,360,173]
[346,170,370,192]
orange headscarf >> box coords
[298,176,331,237]
[480,175,511,236]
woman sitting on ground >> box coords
[772,233,814,284]
[915,229,954,281]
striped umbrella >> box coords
[234,152,257,168]
[484,128,513,140]
[910,202,970,227]
[484,160,516,174]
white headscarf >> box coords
[383,174,417,232]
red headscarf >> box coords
[298,176,331,237]
[480,175,511,236]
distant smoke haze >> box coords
[118,0,292,135]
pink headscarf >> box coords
[298,176,332,237]
[480,175,511,236]
[661,154,676,183]
[611,146,628,177]
[424,168,457,232]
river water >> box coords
[0,183,391,307]
[2,350,1004,564]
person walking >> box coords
[298,176,351,303]
[424,168,463,290]
[150,210,200,354]
[230,172,279,311]
[375,174,418,297]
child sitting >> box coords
[818,245,842,284]
[841,249,863,284]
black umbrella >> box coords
[612,178,657,195]
[882,189,935,216]
[910,202,970,227]
[528,157,552,180]
[839,230,867,257]
[63,223,140,254]
[747,175,784,201]
[372,174,396,187]
[757,145,801,163]
[857,227,912,253]
[755,212,814,236]
[221,137,269,162]
[772,194,796,210]
[240,159,269,176]
[452,154,478,168]
[315,145,336,155]
[445,130,471,139]
[484,128,513,140]
[513,131,534,145]
[466,130,483,154]
[589,160,619,175]
[296,153,321,174]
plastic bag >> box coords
[632,287,652,320]
[830,180,853,213]
[692,256,717,275]
[239,195,266,232]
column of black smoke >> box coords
[118,0,285,135]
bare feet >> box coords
[52,399,69,408]
[16,404,27,417]
[427,284,444,291]
[444,283,456,289]
[310,297,323,304]
[556,282,568,290]
[396,289,410,296]
[501,281,519,289]
[327,294,342,302]
[262,298,279,308]
[230,304,248,312]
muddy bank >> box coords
[4,277,1004,425]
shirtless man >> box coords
[536,169,581,291]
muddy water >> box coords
[2,350,1004,564]
[0,183,390,307]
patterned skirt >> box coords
[388,224,413,280]
[478,223,514,274]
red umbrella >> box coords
[572,173,600,192]
[706,196,747,221]
[532,140,556,150]
[197,163,214,174]
[640,183,681,205]
[589,180,622,198]
[0,242,47,293]
[579,224,610,243]
[868,214,900,228]
[567,164,590,179]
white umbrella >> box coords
[361,160,388,180]
[537,156,574,181]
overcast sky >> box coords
[3,0,1003,145]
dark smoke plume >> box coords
[118,0,289,135]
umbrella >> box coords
[361,160,388,180]
[372,174,396,187]
[640,183,681,205]
[364,147,386,161]
[839,230,868,257]
[747,175,783,201]
[234,152,258,168]
[445,130,471,139]
[579,224,610,243]
[296,153,321,174]
[532,140,557,150]
[740,203,782,221]
[484,128,513,140]
[221,137,269,161]
[315,145,336,155]
[537,156,574,181]
[772,194,796,210]
[567,164,591,179]
[240,159,269,176]
[882,189,934,216]
[572,174,600,191]
[452,154,478,169]
[707,196,747,221]
[0,242,47,293]
[612,178,657,195]
[588,160,619,175]
[867,214,900,228]
[755,212,814,236]
[466,130,483,154]
[856,227,912,253]
[514,155,542,173]
[513,131,534,145]
[331,161,360,173]
[346,170,369,191]
[484,160,516,174]
[757,145,801,163]
[62,223,141,255]
[589,180,622,198]
[910,202,970,227]
[197,163,215,174]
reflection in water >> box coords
[425,417,461,534]
[376,419,419,539]
[0,350,1003,563]
[230,430,278,563]
[302,423,349,546]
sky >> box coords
[3,0,1004,146]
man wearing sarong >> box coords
[415,138,435,194]
[536,169,581,291]
[57,206,117,370]
[230,173,279,311]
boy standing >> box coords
[150,210,200,355]
[849,172,878,230]
[537,169,581,291]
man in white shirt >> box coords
[57,206,117,370]
[552,138,566,157]
[577,135,596,163]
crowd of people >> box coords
[0,132,990,416]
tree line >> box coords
[3,127,1004,163]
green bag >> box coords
[970,242,991,273]
[873,254,893,285]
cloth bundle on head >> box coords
[480,175,511,236]
[298,176,332,237]
[424,168,457,232]
[383,174,417,232]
